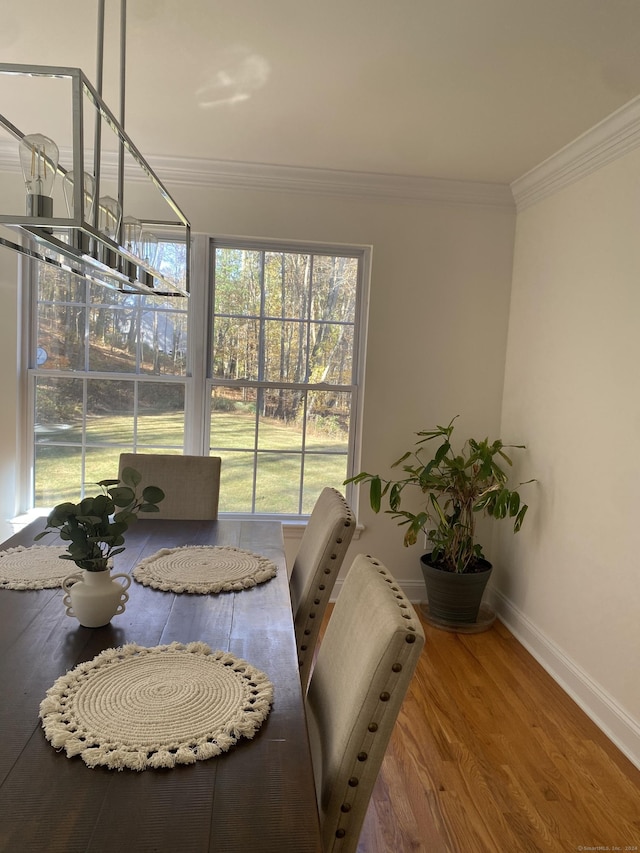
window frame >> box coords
[22,234,371,518]
[205,237,369,518]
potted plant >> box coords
[346,417,534,628]
[35,467,165,627]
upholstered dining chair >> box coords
[117,453,222,520]
[305,553,425,853]
[290,487,355,691]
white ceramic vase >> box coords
[62,568,131,628]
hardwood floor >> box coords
[322,608,640,852]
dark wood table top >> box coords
[0,518,322,853]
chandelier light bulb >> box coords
[19,133,59,217]
[122,215,142,257]
[138,229,159,288]
[62,171,96,222]
[98,195,122,241]
[140,230,158,267]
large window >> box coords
[27,237,367,515]
[30,255,189,505]
[209,242,363,514]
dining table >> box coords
[0,517,323,853]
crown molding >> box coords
[511,95,640,211]
[146,155,515,209]
[0,142,513,209]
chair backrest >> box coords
[290,487,355,691]
[305,553,425,853]
[117,453,221,520]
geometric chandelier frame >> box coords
[0,6,191,296]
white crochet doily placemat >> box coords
[0,545,73,590]
[133,545,278,594]
[39,641,274,771]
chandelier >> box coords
[0,0,190,296]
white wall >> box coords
[494,146,640,766]
[0,176,516,587]
[183,184,516,588]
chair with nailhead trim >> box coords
[305,553,425,853]
[290,487,356,692]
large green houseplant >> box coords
[34,467,165,628]
[346,417,533,626]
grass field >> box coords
[35,411,349,514]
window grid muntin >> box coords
[32,370,188,501]
[30,249,190,504]
[36,273,188,378]
[27,236,367,517]
[210,240,359,515]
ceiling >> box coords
[3,0,640,186]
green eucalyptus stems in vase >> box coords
[35,467,165,571]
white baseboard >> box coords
[490,588,640,772]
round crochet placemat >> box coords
[0,545,73,590]
[39,641,274,771]
[133,545,278,594]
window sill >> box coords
[282,521,364,541]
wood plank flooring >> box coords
[320,608,640,852]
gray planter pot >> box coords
[420,553,492,626]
